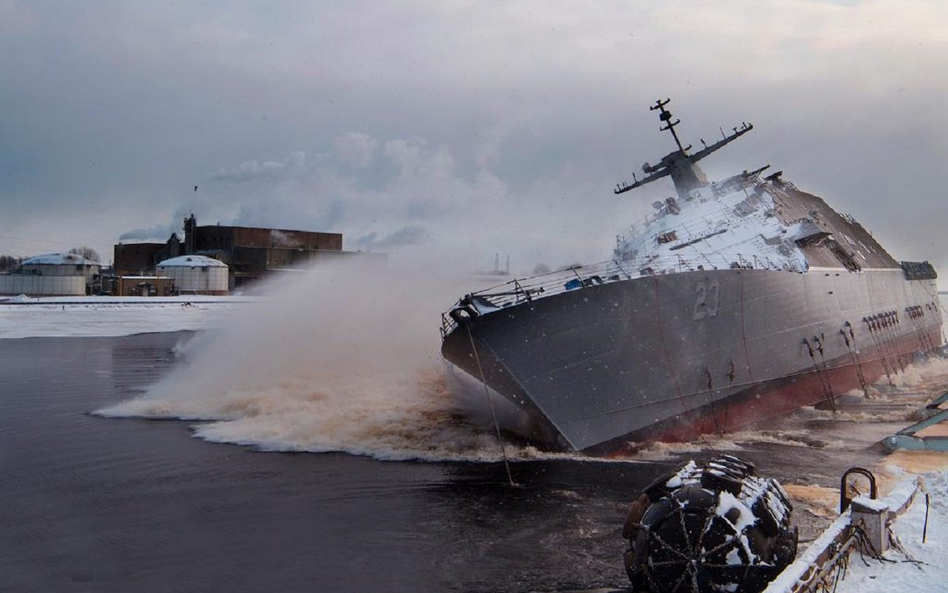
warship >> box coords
[440,99,943,453]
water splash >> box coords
[97,262,541,462]
[97,269,948,463]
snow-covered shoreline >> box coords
[0,294,256,305]
[0,295,256,339]
[832,468,947,593]
[762,462,948,593]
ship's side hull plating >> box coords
[441,268,943,451]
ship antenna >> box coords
[651,98,688,154]
[614,98,753,196]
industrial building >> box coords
[114,214,373,291]
[113,275,174,297]
[182,215,349,287]
[0,253,101,296]
[113,234,182,276]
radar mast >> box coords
[615,98,753,199]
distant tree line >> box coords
[0,246,100,273]
[69,246,101,262]
[0,255,21,272]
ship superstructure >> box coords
[440,99,942,453]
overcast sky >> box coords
[2,0,947,273]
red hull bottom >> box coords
[620,330,941,450]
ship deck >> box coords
[440,256,823,339]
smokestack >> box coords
[184,214,197,254]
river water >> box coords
[2,330,940,593]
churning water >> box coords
[95,264,559,462]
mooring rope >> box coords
[865,317,895,387]
[704,367,723,435]
[882,312,907,372]
[841,323,869,397]
[813,334,837,410]
[804,337,836,411]
[465,324,516,487]
[904,307,926,353]
[912,308,927,352]
[722,360,736,433]
[907,281,943,350]
[873,315,897,374]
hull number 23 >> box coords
[693,280,720,320]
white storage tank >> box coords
[20,252,100,282]
[0,252,101,296]
[156,255,229,295]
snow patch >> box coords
[716,490,758,531]
[0,297,249,339]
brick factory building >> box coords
[114,214,373,291]
[113,235,182,276]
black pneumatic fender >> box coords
[623,456,798,593]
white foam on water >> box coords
[96,263,524,461]
[624,438,744,461]
[892,354,948,389]
[734,429,847,450]
[792,405,917,424]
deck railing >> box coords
[439,253,798,338]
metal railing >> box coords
[439,252,803,337]
[440,259,630,337]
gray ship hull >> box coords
[442,267,943,452]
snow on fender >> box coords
[623,455,798,593]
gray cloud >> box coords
[1,1,947,272]
[333,132,379,169]
[214,151,309,184]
